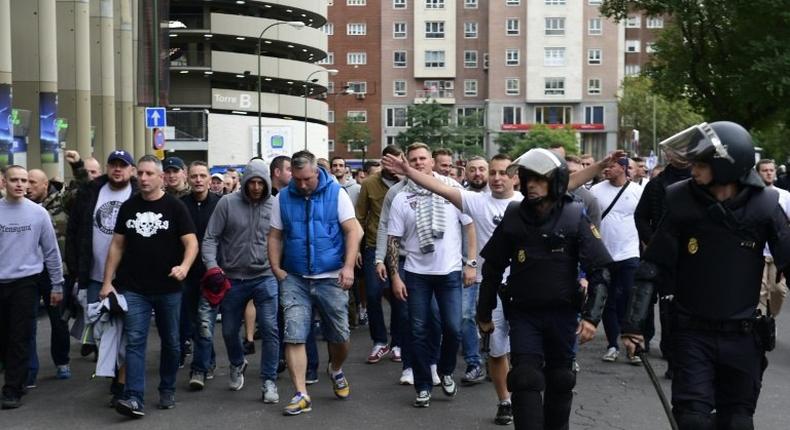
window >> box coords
[588,0,602,4]
[587,48,602,65]
[506,0,520,5]
[545,0,566,4]
[506,19,520,36]
[425,50,446,68]
[328,110,335,123]
[544,47,565,66]
[318,52,334,65]
[625,40,641,53]
[347,23,366,36]
[386,107,408,127]
[464,50,478,68]
[393,0,406,8]
[464,79,477,96]
[425,0,444,8]
[347,0,366,5]
[505,49,520,66]
[464,0,478,8]
[646,42,657,53]
[625,15,641,28]
[393,22,407,38]
[393,50,407,68]
[535,106,572,124]
[587,78,601,95]
[544,78,565,95]
[545,17,565,35]
[625,64,641,76]
[585,106,604,124]
[503,106,523,125]
[347,52,367,65]
[464,22,478,38]
[321,23,334,35]
[327,81,335,94]
[347,81,367,94]
[347,110,367,122]
[425,21,444,38]
[505,78,520,96]
[328,139,335,152]
[588,18,601,35]
[647,17,664,28]
[457,107,484,126]
[393,80,407,97]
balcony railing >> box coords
[415,89,455,99]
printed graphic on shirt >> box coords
[125,212,170,237]
[95,200,124,234]
[0,223,32,233]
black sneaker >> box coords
[413,390,431,408]
[80,344,96,357]
[157,392,175,410]
[305,368,318,385]
[277,359,287,374]
[243,340,255,355]
[495,401,513,425]
[116,398,145,418]
[1,395,21,409]
[183,340,193,356]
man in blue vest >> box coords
[268,150,363,416]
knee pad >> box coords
[507,364,544,393]
[716,414,753,430]
[544,367,576,393]
[675,411,714,430]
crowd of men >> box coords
[1,120,788,429]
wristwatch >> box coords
[465,259,478,268]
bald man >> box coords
[83,157,102,180]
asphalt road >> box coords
[3,308,789,429]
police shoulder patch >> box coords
[517,249,526,263]
[687,237,699,254]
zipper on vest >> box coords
[305,196,312,273]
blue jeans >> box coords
[220,276,279,381]
[461,282,481,368]
[123,291,182,405]
[191,296,218,374]
[603,258,640,349]
[281,274,350,344]
[180,278,200,348]
[363,247,408,348]
[404,271,462,392]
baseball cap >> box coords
[107,150,134,166]
[211,173,224,180]
[163,156,185,171]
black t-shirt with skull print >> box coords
[113,192,196,295]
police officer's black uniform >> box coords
[477,149,612,430]
[622,121,790,430]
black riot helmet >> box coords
[514,148,569,203]
[660,121,759,186]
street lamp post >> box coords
[256,20,306,157]
[303,68,338,150]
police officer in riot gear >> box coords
[477,148,612,430]
[621,121,790,430]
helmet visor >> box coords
[514,148,562,177]
[660,122,734,165]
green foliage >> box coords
[395,99,485,158]
[618,76,703,154]
[497,125,579,159]
[601,1,790,130]
[336,116,371,159]
[753,122,790,165]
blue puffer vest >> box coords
[280,167,345,275]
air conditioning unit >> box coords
[443,81,454,90]
[355,93,366,100]
[483,53,489,70]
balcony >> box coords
[414,89,455,105]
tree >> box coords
[395,99,485,158]
[336,115,372,162]
[600,1,790,131]
[753,122,790,165]
[618,76,703,155]
[496,125,579,159]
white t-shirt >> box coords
[271,188,356,278]
[90,183,132,282]
[590,180,643,261]
[388,191,473,275]
[461,190,523,282]
[764,185,790,257]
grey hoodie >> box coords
[202,160,273,279]
[339,178,361,206]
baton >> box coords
[636,345,679,430]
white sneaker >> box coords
[262,379,279,403]
[430,364,440,386]
[399,368,414,385]
[602,347,619,362]
[628,354,642,366]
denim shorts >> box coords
[280,274,350,344]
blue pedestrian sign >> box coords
[145,107,167,128]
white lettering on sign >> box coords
[239,94,252,109]
[214,93,238,104]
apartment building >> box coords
[624,12,665,76]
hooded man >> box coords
[201,159,280,403]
